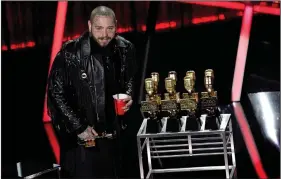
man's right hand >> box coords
[77,126,98,141]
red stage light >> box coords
[44,123,60,165]
[42,1,68,164]
[179,1,280,16]
[2,13,241,51]
[2,2,279,51]
[232,6,253,102]
[232,6,268,179]
[233,103,268,179]
[1,45,8,51]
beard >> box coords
[90,30,115,48]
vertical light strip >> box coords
[44,123,60,165]
[43,1,68,123]
[43,1,68,164]
[233,103,268,179]
[231,6,269,178]
[231,5,253,102]
[49,1,68,73]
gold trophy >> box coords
[166,71,180,101]
[141,78,159,115]
[161,72,181,132]
[179,71,200,131]
[200,69,219,130]
[141,73,162,133]
[150,72,161,103]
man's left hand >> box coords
[122,95,133,112]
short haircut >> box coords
[90,6,116,24]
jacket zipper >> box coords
[94,85,99,121]
[90,56,99,122]
[83,56,99,123]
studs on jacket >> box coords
[65,52,72,59]
[81,73,87,79]
[113,45,117,54]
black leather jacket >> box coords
[47,32,136,137]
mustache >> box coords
[98,37,111,40]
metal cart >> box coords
[137,114,236,179]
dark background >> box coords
[2,1,280,178]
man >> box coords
[47,6,137,178]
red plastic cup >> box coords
[113,94,129,115]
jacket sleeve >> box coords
[47,50,88,135]
[125,44,137,97]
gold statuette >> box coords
[141,78,159,114]
[161,71,181,113]
[145,78,154,99]
[151,72,159,92]
[180,71,201,131]
[180,71,198,114]
[141,73,162,133]
[168,71,177,84]
[161,76,181,132]
[141,72,162,115]
[167,71,180,101]
[150,72,161,104]
[200,69,218,116]
[161,77,179,113]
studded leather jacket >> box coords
[47,32,136,137]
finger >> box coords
[86,133,96,140]
[122,96,132,102]
[124,106,132,113]
[83,134,92,141]
[125,100,133,108]
[85,137,95,141]
[122,101,132,110]
[91,129,98,136]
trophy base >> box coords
[204,116,220,130]
[166,117,181,132]
[185,117,201,131]
[146,119,162,134]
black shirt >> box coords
[90,38,121,133]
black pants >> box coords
[60,139,120,178]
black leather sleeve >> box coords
[125,44,137,97]
[47,51,88,135]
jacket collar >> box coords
[115,35,126,48]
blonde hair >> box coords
[90,6,116,24]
